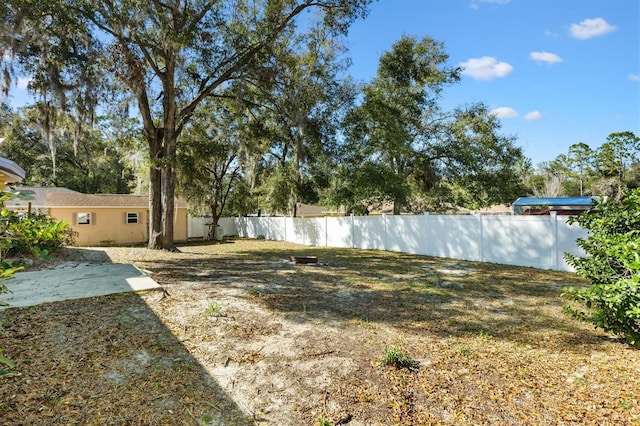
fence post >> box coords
[423,212,429,255]
[325,215,328,247]
[475,212,484,263]
[351,213,355,249]
[550,211,559,270]
[382,213,387,251]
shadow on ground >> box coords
[131,241,602,351]
[0,285,256,424]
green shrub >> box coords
[380,345,417,370]
[564,189,640,346]
[0,209,74,259]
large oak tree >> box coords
[1,0,371,249]
[329,36,526,214]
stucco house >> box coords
[7,187,188,246]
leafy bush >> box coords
[564,189,640,346]
[0,209,74,259]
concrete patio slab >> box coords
[0,263,161,309]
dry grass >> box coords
[1,238,638,425]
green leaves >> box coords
[0,203,74,260]
[0,352,17,377]
[329,35,526,214]
[532,131,639,198]
[564,189,640,346]
[380,345,418,370]
[378,36,460,90]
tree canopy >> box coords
[528,131,639,199]
[8,2,634,231]
[325,36,526,214]
[1,0,372,249]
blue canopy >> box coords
[512,196,598,207]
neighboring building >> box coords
[6,187,189,246]
[511,196,598,215]
[475,204,512,215]
[45,193,189,246]
[5,186,81,214]
[0,157,25,189]
[296,202,333,217]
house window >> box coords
[126,212,140,224]
[77,212,92,225]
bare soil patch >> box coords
[1,239,639,425]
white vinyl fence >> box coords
[189,213,588,271]
[188,216,237,239]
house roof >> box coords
[45,193,188,209]
[6,186,82,208]
[4,186,188,209]
[477,204,512,214]
[512,196,598,207]
[46,193,150,208]
[296,203,327,217]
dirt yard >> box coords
[1,239,638,425]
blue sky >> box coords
[4,0,638,167]
[344,0,640,166]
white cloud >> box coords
[524,111,542,120]
[529,51,563,64]
[630,74,640,82]
[490,107,518,119]
[460,57,513,80]
[16,77,31,89]
[569,18,616,40]
[470,0,511,9]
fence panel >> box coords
[188,216,209,239]
[390,215,482,261]
[481,215,555,269]
[217,217,238,237]
[221,214,589,271]
[234,217,268,239]
[354,216,385,250]
[301,217,326,246]
[557,218,588,270]
[326,217,353,248]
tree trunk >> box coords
[156,51,178,250]
[148,135,164,249]
[210,204,220,228]
[161,163,176,249]
[147,133,177,250]
[145,124,176,251]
